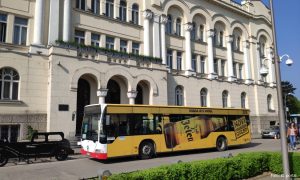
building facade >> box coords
[0,0,278,141]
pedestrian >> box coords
[287,122,298,150]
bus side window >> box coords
[154,115,162,134]
[119,115,128,136]
[227,116,235,131]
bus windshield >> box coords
[81,113,100,141]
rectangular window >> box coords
[200,56,205,74]
[192,54,196,72]
[221,60,225,76]
[91,33,100,47]
[13,17,28,45]
[233,62,237,77]
[106,1,114,18]
[119,4,126,21]
[132,42,139,55]
[177,52,182,70]
[238,64,243,79]
[74,30,85,44]
[76,0,86,10]
[214,59,218,75]
[0,14,7,43]
[120,40,127,52]
[0,125,20,143]
[106,36,114,49]
[91,0,100,14]
[167,49,173,69]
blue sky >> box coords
[271,0,300,99]
[234,0,300,99]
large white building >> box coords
[0,0,278,141]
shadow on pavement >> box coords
[92,142,261,164]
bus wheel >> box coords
[216,136,228,151]
[139,141,154,159]
[0,150,8,167]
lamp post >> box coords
[284,93,292,122]
[268,0,293,178]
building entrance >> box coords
[76,78,90,135]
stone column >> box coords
[127,91,138,105]
[33,0,44,45]
[100,0,105,15]
[243,41,253,84]
[143,9,153,56]
[226,36,235,82]
[184,22,193,76]
[267,47,275,86]
[160,14,168,65]
[48,0,60,45]
[5,14,14,43]
[152,14,161,58]
[256,43,263,83]
[63,0,72,42]
[97,89,108,104]
[207,29,217,79]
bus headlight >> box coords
[95,149,104,153]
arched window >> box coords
[175,86,184,106]
[131,4,139,24]
[200,88,207,107]
[199,24,204,42]
[0,67,19,100]
[219,31,224,47]
[119,0,127,21]
[260,43,265,58]
[175,18,181,36]
[222,90,228,108]
[213,28,217,46]
[166,15,172,34]
[241,92,246,108]
[267,94,273,111]
[106,0,114,18]
[191,22,196,40]
[236,36,241,51]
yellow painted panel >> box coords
[107,136,133,157]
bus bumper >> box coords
[80,148,107,159]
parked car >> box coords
[261,125,280,139]
[0,132,74,167]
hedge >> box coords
[106,152,300,180]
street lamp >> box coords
[259,54,293,179]
[280,54,293,66]
[284,93,292,122]
[268,0,293,178]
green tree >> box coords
[281,81,300,114]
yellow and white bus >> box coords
[79,104,251,159]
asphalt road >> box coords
[0,139,293,180]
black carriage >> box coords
[0,132,74,167]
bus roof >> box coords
[85,104,250,115]
[86,103,249,110]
